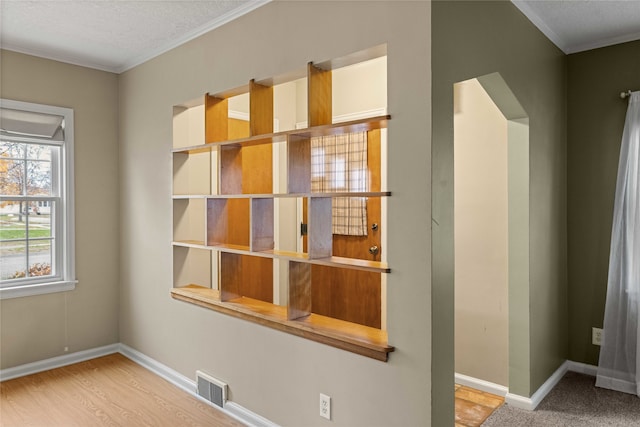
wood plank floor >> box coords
[455,384,504,427]
[0,353,245,427]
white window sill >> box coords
[0,280,77,300]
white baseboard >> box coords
[1,343,278,427]
[455,372,508,397]
[461,359,597,412]
[506,360,570,410]
[117,344,279,427]
[0,343,120,381]
[225,401,281,427]
[567,360,598,377]
[2,345,600,421]
[117,344,195,395]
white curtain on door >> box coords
[596,91,640,396]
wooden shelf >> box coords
[171,115,390,154]
[172,239,208,249]
[171,241,390,273]
[293,115,389,137]
[173,191,391,200]
[172,194,211,199]
[273,251,391,273]
[171,285,394,361]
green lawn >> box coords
[0,229,51,239]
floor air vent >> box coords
[196,371,227,408]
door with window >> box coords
[304,129,383,328]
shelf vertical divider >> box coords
[250,198,274,251]
[230,80,274,304]
[219,146,248,249]
[288,261,312,320]
[305,62,333,257]
[287,134,311,193]
[219,146,242,195]
[308,63,332,127]
[308,197,332,259]
[205,94,228,143]
[288,63,332,193]
[220,252,242,301]
[207,199,228,246]
[246,79,274,194]
[249,80,274,136]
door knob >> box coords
[369,245,379,256]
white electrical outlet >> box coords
[592,327,603,346]
[319,393,331,420]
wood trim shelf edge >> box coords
[172,191,392,199]
[170,285,394,361]
[171,241,391,273]
[172,115,390,154]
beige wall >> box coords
[454,79,509,386]
[119,2,432,426]
[295,56,388,124]
[333,56,387,118]
[567,40,640,365]
[0,50,120,368]
[432,1,567,418]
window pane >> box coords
[0,202,26,239]
[28,204,51,238]
[0,240,26,280]
[26,159,52,195]
[28,240,52,278]
[26,144,52,161]
[0,158,25,195]
[0,141,24,158]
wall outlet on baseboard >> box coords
[592,327,603,346]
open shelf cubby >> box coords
[171,50,393,361]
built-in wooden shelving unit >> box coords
[171,57,393,361]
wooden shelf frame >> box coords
[172,191,392,199]
[171,57,394,361]
[171,285,393,361]
[171,115,390,154]
[171,240,390,273]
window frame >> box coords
[0,99,76,299]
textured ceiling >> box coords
[0,0,269,73]
[1,1,639,74]
[513,0,640,53]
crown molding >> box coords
[511,0,568,53]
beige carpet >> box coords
[482,371,640,426]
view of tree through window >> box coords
[0,141,56,280]
[0,99,74,298]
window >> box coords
[0,99,76,299]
